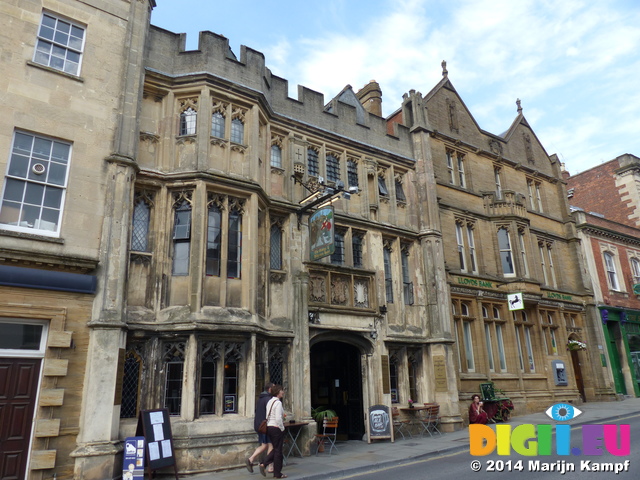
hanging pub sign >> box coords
[309,206,335,261]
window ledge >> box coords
[270,270,287,283]
[26,61,84,82]
[270,166,285,175]
[0,228,64,244]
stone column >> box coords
[72,1,153,478]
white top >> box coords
[266,397,284,431]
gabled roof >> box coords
[324,84,367,125]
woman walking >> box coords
[259,384,287,478]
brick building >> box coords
[568,154,640,397]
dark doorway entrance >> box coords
[311,341,364,440]
[570,350,586,402]
[0,358,41,480]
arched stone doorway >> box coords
[310,340,365,440]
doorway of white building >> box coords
[0,358,41,478]
[310,341,364,440]
[0,319,47,479]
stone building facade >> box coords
[113,27,460,475]
[0,2,618,479]
[0,1,154,479]
[387,72,614,412]
[568,155,640,397]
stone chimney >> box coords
[356,80,382,116]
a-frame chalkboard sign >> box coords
[135,409,179,479]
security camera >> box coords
[348,186,359,194]
[336,180,345,190]
[318,176,325,185]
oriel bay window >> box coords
[383,241,394,303]
[206,194,245,279]
[172,192,192,276]
[227,202,243,279]
[270,218,284,270]
[131,190,153,252]
[163,342,186,415]
[401,244,414,305]
[497,226,515,277]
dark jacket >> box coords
[254,391,273,432]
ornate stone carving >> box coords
[446,98,459,133]
[489,139,503,155]
[172,190,193,207]
[207,193,226,210]
[331,275,350,306]
[176,135,197,145]
[354,277,369,308]
[228,197,246,214]
[210,137,227,148]
[523,133,534,164]
[179,97,198,112]
[309,274,327,303]
[230,143,247,153]
[139,132,159,144]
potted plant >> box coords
[311,406,337,423]
[567,339,587,351]
[408,399,415,409]
[311,407,337,452]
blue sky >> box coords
[151,0,640,175]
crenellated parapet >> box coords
[145,26,412,156]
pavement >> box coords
[179,397,640,480]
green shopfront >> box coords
[600,307,640,397]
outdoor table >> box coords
[399,406,430,436]
[283,421,309,463]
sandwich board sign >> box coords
[507,293,524,311]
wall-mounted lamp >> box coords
[308,311,320,324]
[369,323,378,340]
[379,305,387,315]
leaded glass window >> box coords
[211,111,225,138]
[131,195,151,252]
[331,230,345,265]
[206,204,222,276]
[172,200,191,275]
[352,233,363,268]
[231,118,244,144]
[163,342,185,415]
[227,207,242,278]
[270,222,282,270]
[326,154,340,183]
[180,107,197,136]
[384,245,393,303]
[271,145,282,168]
[120,349,142,418]
[347,159,358,188]
[307,148,319,177]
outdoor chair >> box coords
[417,404,442,437]
[314,417,339,455]
[392,407,412,440]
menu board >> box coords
[135,409,178,478]
[367,404,392,443]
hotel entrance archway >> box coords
[310,341,364,440]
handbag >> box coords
[258,400,275,434]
